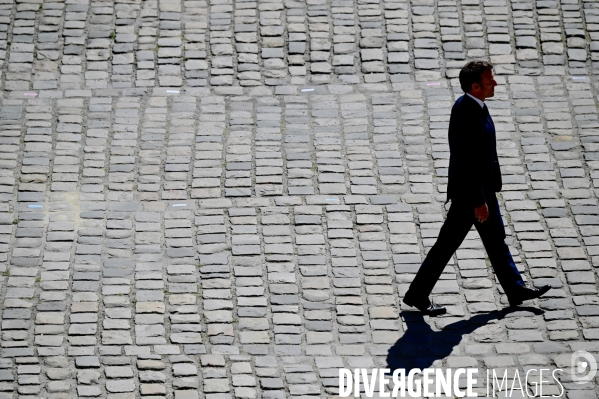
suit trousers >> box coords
[405,196,525,305]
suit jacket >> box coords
[446,94,502,208]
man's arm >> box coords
[449,104,487,210]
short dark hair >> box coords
[459,61,494,93]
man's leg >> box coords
[404,202,475,306]
[475,197,525,298]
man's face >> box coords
[476,69,497,100]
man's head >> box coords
[459,61,497,101]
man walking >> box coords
[403,61,551,316]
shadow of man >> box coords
[386,307,544,371]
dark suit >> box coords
[404,94,525,305]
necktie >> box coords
[482,104,490,117]
[483,104,494,127]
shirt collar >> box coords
[466,93,485,108]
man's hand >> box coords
[475,203,489,223]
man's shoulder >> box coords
[453,94,475,108]
[452,94,477,114]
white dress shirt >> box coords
[466,92,485,109]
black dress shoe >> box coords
[403,297,447,316]
[508,285,551,307]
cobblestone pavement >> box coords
[0,0,599,398]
